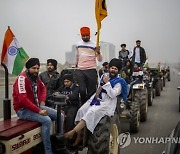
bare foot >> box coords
[64,129,76,139]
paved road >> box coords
[0,67,179,154]
[120,68,180,154]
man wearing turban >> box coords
[39,58,60,108]
[12,58,64,154]
[65,58,128,147]
[75,26,103,105]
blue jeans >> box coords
[17,106,64,154]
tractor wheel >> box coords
[155,80,161,96]
[134,90,148,122]
[148,87,153,106]
[88,114,120,154]
[129,101,140,133]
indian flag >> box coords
[1,27,29,76]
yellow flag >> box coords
[95,0,107,30]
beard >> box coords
[47,69,55,75]
[27,71,38,82]
[109,71,118,79]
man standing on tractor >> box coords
[118,43,130,67]
[64,58,128,147]
[132,40,146,67]
[75,26,103,105]
[12,58,64,154]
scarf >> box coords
[90,75,128,106]
[26,71,39,107]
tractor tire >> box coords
[167,73,171,81]
[155,80,161,96]
[161,80,163,91]
[135,90,148,122]
[153,88,156,98]
[148,87,153,106]
[179,93,180,112]
[163,77,166,87]
[88,113,120,154]
[129,101,140,133]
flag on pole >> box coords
[95,0,107,30]
[95,0,107,47]
[1,27,29,76]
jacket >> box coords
[132,46,146,65]
[59,83,80,107]
[39,71,60,97]
[13,71,46,113]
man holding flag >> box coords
[1,26,29,76]
[75,26,103,105]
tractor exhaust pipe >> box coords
[1,62,11,120]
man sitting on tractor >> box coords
[129,63,143,88]
[64,58,128,147]
[12,58,64,154]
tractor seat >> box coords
[0,117,40,140]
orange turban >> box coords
[80,27,90,36]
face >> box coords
[81,35,90,42]
[104,65,109,70]
[109,66,119,78]
[126,61,130,66]
[64,79,72,87]
[136,41,141,47]
[134,64,138,69]
[28,64,40,76]
[47,63,55,72]
[121,46,126,50]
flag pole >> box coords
[96,0,101,47]
[96,28,100,47]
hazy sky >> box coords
[0,0,180,64]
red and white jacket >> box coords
[13,71,46,113]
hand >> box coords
[65,96,69,100]
[40,101,45,106]
[39,109,48,116]
[53,91,60,96]
[103,74,109,84]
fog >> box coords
[0,0,180,64]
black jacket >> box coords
[59,84,80,107]
[132,47,146,65]
[39,71,60,97]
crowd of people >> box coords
[12,26,147,154]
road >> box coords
[0,66,179,154]
[120,67,180,154]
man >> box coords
[132,40,146,67]
[12,58,64,154]
[98,61,109,78]
[129,62,144,88]
[65,58,128,146]
[118,43,129,67]
[59,73,80,132]
[75,26,103,105]
[39,59,60,108]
